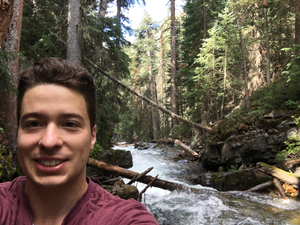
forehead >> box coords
[20,84,88,116]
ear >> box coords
[90,125,97,150]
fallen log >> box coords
[174,139,200,157]
[257,162,300,189]
[84,57,212,133]
[88,158,188,191]
[246,181,274,192]
[275,158,300,171]
[88,158,212,194]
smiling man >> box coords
[0,58,158,225]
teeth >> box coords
[39,160,62,166]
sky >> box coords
[124,0,186,40]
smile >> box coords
[38,160,63,166]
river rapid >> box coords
[113,144,300,225]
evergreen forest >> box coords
[1,0,300,181]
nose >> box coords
[39,123,63,149]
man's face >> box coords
[17,84,96,188]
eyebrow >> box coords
[59,113,85,121]
[20,112,47,121]
[20,112,85,121]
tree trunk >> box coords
[67,0,82,65]
[220,48,227,118]
[203,0,206,39]
[295,0,300,55]
[97,0,108,57]
[110,0,122,139]
[236,16,251,110]
[159,30,168,129]
[170,0,178,126]
[147,31,159,139]
[98,0,108,33]
[0,0,23,156]
[116,0,121,45]
[257,162,300,189]
[263,5,271,86]
[84,57,212,133]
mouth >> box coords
[38,159,64,167]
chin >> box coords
[29,175,70,188]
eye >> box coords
[26,121,42,128]
[63,121,79,128]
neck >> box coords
[25,177,88,225]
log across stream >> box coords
[106,143,300,224]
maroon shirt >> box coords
[0,177,158,225]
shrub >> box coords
[276,116,300,161]
[90,142,104,159]
[0,145,15,182]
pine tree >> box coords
[194,6,239,123]
[130,12,160,139]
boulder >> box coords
[193,169,272,191]
[134,141,153,150]
[203,121,299,171]
[95,149,133,168]
[102,180,139,200]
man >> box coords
[0,58,158,225]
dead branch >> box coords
[127,167,153,185]
[273,178,287,199]
[138,175,158,202]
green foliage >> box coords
[249,45,300,111]
[171,123,193,140]
[228,164,239,172]
[276,116,300,162]
[0,145,15,182]
[89,142,104,159]
[21,0,67,59]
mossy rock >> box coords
[102,180,139,200]
[195,169,272,191]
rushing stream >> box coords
[113,143,300,225]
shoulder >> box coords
[0,177,28,224]
[0,176,26,196]
[66,179,158,224]
[90,180,158,224]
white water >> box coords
[113,144,300,225]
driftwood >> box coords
[88,158,213,194]
[246,181,274,192]
[84,57,212,133]
[257,162,300,189]
[273,178,287,199]
[174,139,200,157]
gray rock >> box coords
[204,127,299,171]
